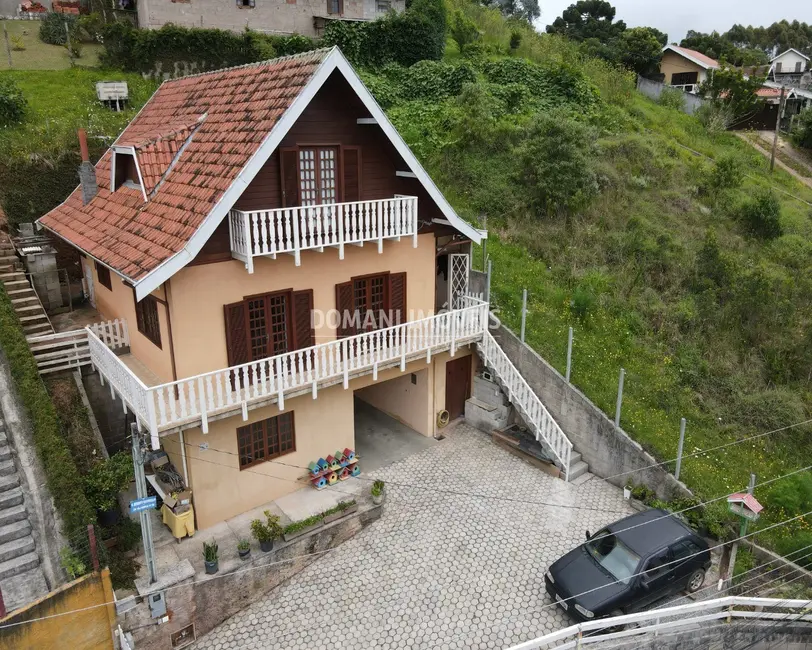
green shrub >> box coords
[39,12,78,46]
[739,190,782,239]
[791,108,812,149]
[0,286,96,543]
[483,58,599,110]
[765,473,812,518]
[775,531,812,569]
[658,87,685,111]
[82,452,134,513]
[400,60,476,101]
[709,154,743,190]
[516,110,599,216]
[0,78,26,127]
[449,9,480,53]
[509,30,522,51]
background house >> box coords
[659,44,720,94]
[769,48,810,88]
[137,0,405,38]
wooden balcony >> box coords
[88,299,489,449]
[229,195,419,272]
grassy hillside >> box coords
[361,1,812,555]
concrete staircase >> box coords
[0,242,54,339]
[0,414,48,611]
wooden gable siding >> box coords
[234,71,443,222]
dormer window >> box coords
[111,146,147,200]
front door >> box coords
[445,355,472,420]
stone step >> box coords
[0,536,35,564]
[569,451,582,466]
[0,474,18,494]
[0,551,39,581]
[14,305,46,313]
[568,460,589,482]
[0,488,23,511]
[0,520,30,545]
[0,505,27,527]
[2,280,28,288]
[7,288,35,296]
[0,461,15,478]
[0,256,17,263]
[571,471,594,487]
[19,314,48,323]
[0,273,25,281]
[24,325,53,337]
[11,296,39,305]
[0,444,11,463]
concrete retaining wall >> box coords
[119,505,382,650]
[489,325,691,500]
[637,77,708,116]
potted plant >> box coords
[237,539,251,561]
[83,452,134,526]
[250,510,282,552]
[282,514,324,542]
[321,500,358,525]
[203,540,219,574]
[371,480,385,506]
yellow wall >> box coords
[165,346,474,529]
[86,255,175,384]
[659,50,708,84]
[0,569,115,650]
[167,233,437,380]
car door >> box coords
[633,549,674,610]
[669,539,704,591]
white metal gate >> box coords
[449,253,470,310]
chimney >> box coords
[77,129,98,205]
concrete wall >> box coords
[637,77,708,115]
[137,0,404,37]
[489,325,691,500]
[168,233,437,380]
[120,506,382,650]
[164,346,472,528]
[0,569,116,650]
[86,255,174,384]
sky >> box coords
[537,0,812,44]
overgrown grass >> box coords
[0,20,103,71]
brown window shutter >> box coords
[291,289,315,350]
[342,146,361,203]
[224,301,250,367]
[389,272,406,325]
[280,148,299,208]
[335,281,355,338]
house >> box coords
[136,0,405,39]
[37,48,495,530]
[769,48,810,87]
[659,44,720,93]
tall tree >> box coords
[617,27,664,76]
[546,1,626,42]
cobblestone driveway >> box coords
[195,423,634,650]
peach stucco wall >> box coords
[84,255,174,384]
[163,346,475,529]
[660,50,709,85]
[166,232,437,380]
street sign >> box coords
[130,496,157,514]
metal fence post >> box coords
[520,289,527,343]
[481,213,487,270]
[88,523,100,573]
[675,417,687,481]
[486,259,492,304]
[614,368,625,427]
[565,327,573,383]
[2,21,12,69]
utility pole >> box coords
[770,87,786,173]
[725,473,756,590]
[132,423,157,584]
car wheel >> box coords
[604,609,625,633]
[687,568,706,593]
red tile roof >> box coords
[755,87,784,98]
[669,45,720,69]
[39,49,330,282]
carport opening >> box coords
[354,370,436,473]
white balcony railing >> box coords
[229,195,419,272]
[88,300,489,447]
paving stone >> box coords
[193,423,634,650]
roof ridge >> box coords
[161,46,336,83]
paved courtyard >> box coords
[194,423,635,650]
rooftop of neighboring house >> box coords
[770,48,810,63]
[662,44,720,70]
[37,47,482,300]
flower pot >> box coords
[282,521,323,542]
[623,486,632,500]
[371,492,384,506]
[238,548,251,560]
[97,507,121,527]
[259,539,274,553]
[204,559,219,575]
[322,503,359,525]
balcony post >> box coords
[412,197,418,248]
[450,310,457,357]
[145,392,159,450]
[291,207,302,267]
[243,210,254,274]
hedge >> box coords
[0,286,97,544]
[100,23,318,75]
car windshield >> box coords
[585,530,641,585]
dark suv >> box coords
[545,509,711,623]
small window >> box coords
[796,61,803,73]
[237,0,255,6]
[643,551,670,580]
[376,0,391,12]
[327,0,342,14]
[775,62,783,74]
[113,151,140,192]
[237,412,295,469]
[135,295,162,348]
[95,261,112,291]
[671,539,702,562]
